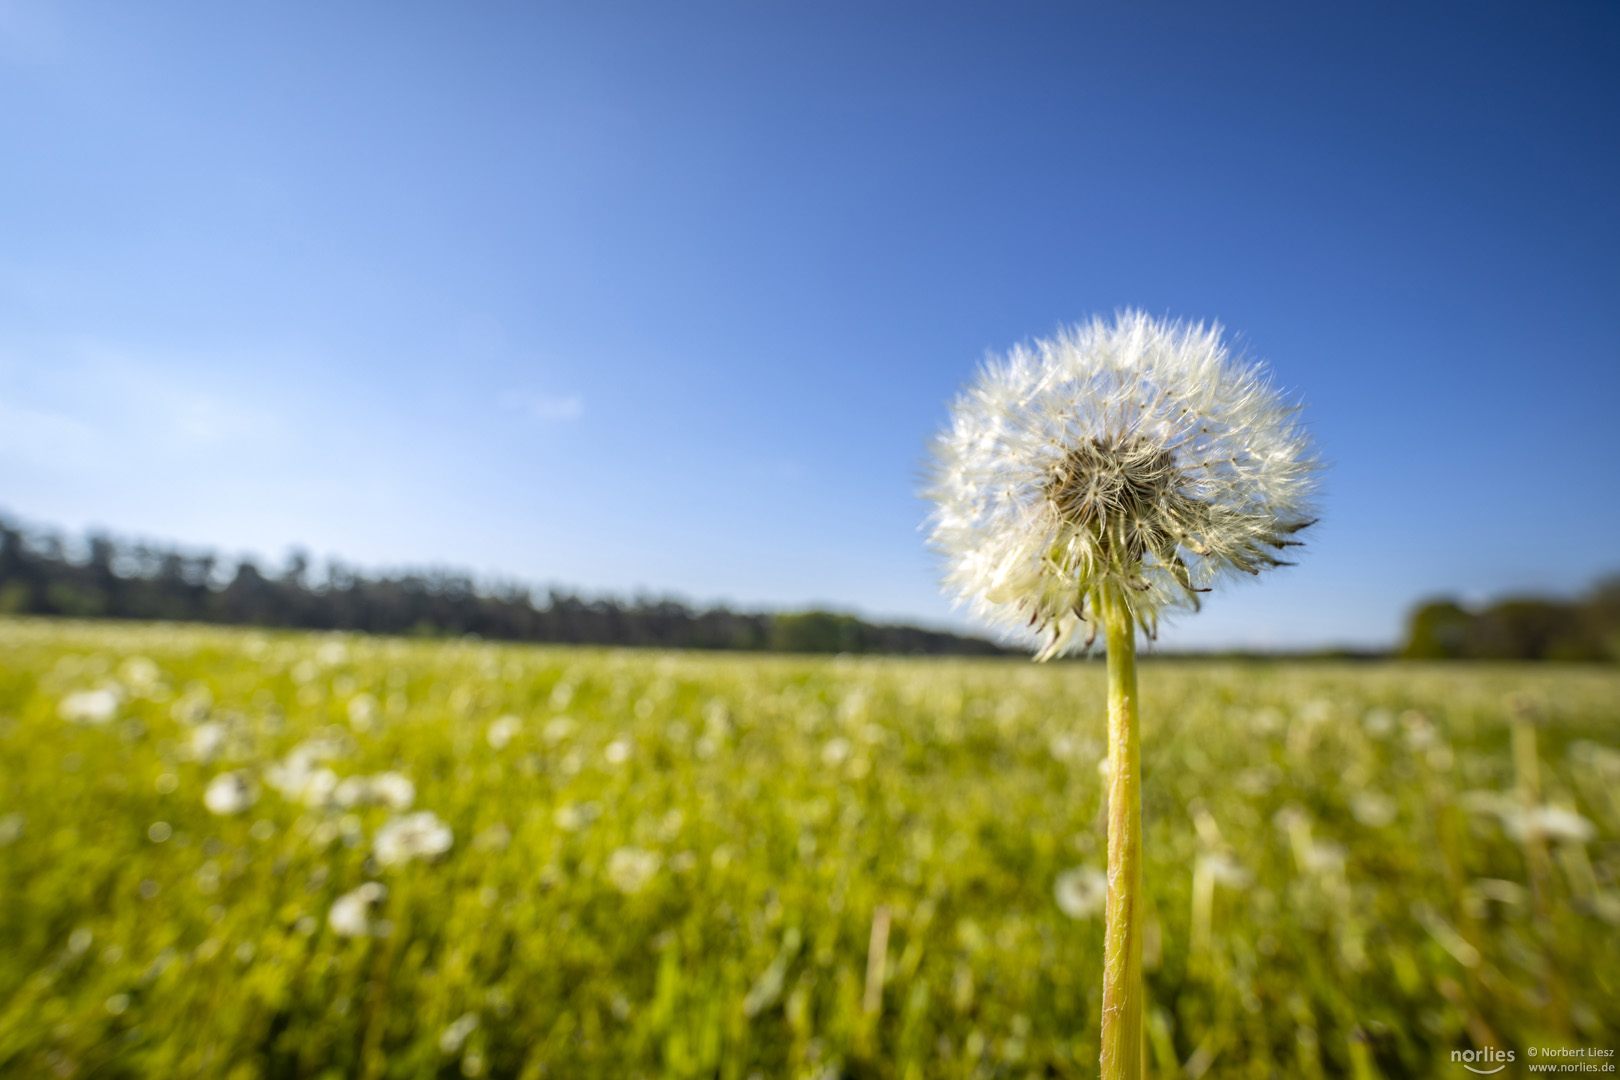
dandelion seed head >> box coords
[606,846,662,895]
[926,311,1319,657]
[373,810,453,867]
[203,771,259,816]
[328,881,388,938]
[59,687,120,724]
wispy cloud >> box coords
[501,390,584,422]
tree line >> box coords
[1401,578,1620,661]
[0,517,1009,656]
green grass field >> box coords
[1,617,1616,1079]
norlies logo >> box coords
[1453,1047,1517,1074]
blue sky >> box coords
[1,2,1616,649]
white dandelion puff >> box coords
[486,714,522,750]
[334,772,416,812]
[439,1012,481,1054]
[1504,805,1596,845]
[204,771,259,816]
[328,882,388,938]
[368,772,416,812]
[59,687,120,724]
[373,811,454,867]
[1053,866,1109,919]
[346,693,379,731]
[603,737,633,765]
[925,311,1319,656]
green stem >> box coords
[1101,594,1142,1080]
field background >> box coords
[1,618,1616,1079]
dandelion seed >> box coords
[204,772,259,816]
[1053,866,1108,919]
[606,846,662,894]
[373,811,453,867]
[328,882,388,938]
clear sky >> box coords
[2,2,1616,650]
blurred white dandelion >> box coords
[1350,790,1398,828]
[346,693,379,731]
[328,881,388,938]
[439,1012,481,1054]
[1197,851,1253,889]
[1505,805,1596,844]
[204,771,259,816]
[189,720,229,762]
[486,714,522,750]
[925,310,1318,657]
[334,772,415,812]
[606,846,662,895]
[373,811,454,867]
[1053,866,1108,919]
[59,687,120,724]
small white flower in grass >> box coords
[373,811,453,867]
[606,846,662,895]
[60,688,120,724]
[926,311,1319,656]
[1054,866,1108,919]
[487,714,522,750]
[328,882,388,938]
[204,771,259,816]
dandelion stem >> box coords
[1101,592,1143,1080]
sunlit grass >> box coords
[0,617,1615,1078]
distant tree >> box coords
[0,513,1010,656]
[1401,580,1620,661]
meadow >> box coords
[0,617,1616,1079]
